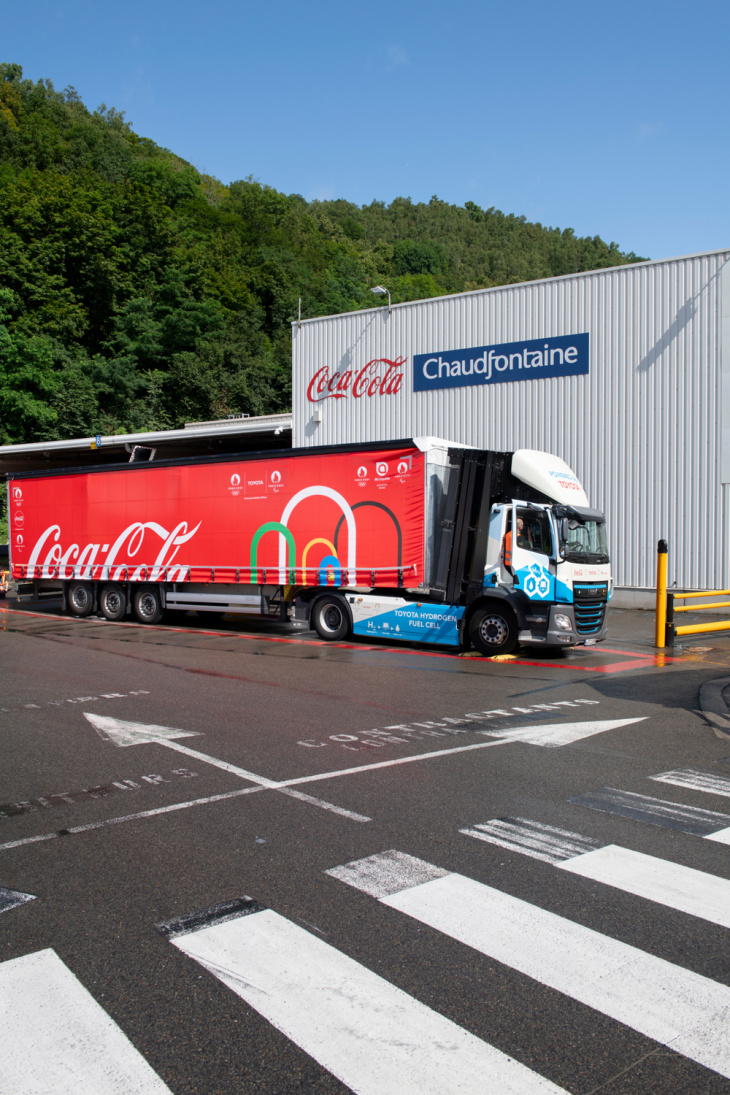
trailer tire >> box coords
[311,595,351,641]
[469,603,518,657]
[99,583,127,622]
[67,581,94,618]
[133,585,164,625]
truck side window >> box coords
[516,508,552,556]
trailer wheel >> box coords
[312,595,351,641]
[469,604,518,656]
[99,583,127,622]
[67,581,93,618]
[133,586,164,625]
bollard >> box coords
[666,592,675,646]
[655,539,668,648]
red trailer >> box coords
[9,441,429,628]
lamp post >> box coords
[370,285,391,315]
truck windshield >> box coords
[561,519,609,564]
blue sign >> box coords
[413,333,589,392]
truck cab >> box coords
[461,445,610,655]
[480,499,610,654]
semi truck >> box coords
[7,438,611,656]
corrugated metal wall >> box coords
[293,251,730,591]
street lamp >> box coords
[370,285,391,315]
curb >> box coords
[698,677,730,740]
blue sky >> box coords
[4,0,729,261]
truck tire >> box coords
[133,585,164,625]
[312,595,351,641]
[67,581,94,618]
[99,583,127,622]
[469,603,518,657]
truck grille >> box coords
[573,582,608,635]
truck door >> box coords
[509,504,555,603]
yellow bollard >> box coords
[655,539,668,648]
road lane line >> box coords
[157,899,567,1095]
[327,850,730,1080]
[0,718,651,854]
[0,788,264,851]
[84,714,372,822]
[0,948,172,1093]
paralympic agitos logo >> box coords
[306,357,406,403]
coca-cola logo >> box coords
[13,511,24,528]
[306,357,406,403]
[23,520,201,580]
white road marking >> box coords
[706,826,730,845]
[461,817,601,864]
[0,948,172,1093]
[162,902,567,1095]
[297,698,603,750]
[463,818,730,929]
[0,787,265,851]
[0,715,652,854]
[327,850,730,1080]
[478,718,645,747]
[650,769,730,798]
[0,886,35,913]
[569,786,730,835]
[84,713,371,822]
[558,844,730,929]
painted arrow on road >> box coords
[0,886,35,914]
[83,713,372,822]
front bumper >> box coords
[519,604,608,648]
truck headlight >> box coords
[555,613,572,631]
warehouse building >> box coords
[292,247,730,605]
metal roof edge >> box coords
[292,246,730,327]
[0,415,293,456]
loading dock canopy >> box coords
[0,414,293,475]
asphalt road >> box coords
[2,599,730,1095]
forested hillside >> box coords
[0,63,646,443]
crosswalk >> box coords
[0,949,172,1094]
[157,897,567,1095]
[461,816,730,927]
[4,765,730,1093]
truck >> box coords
[7,438,611,656]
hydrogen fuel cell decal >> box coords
[351,597,464,646]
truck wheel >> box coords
[312,595,351,641]
[469,604,518,656]
[133,586,164,625]
[99,583,127,622]
[67,581,94,618]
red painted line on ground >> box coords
[0,606,682,670]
